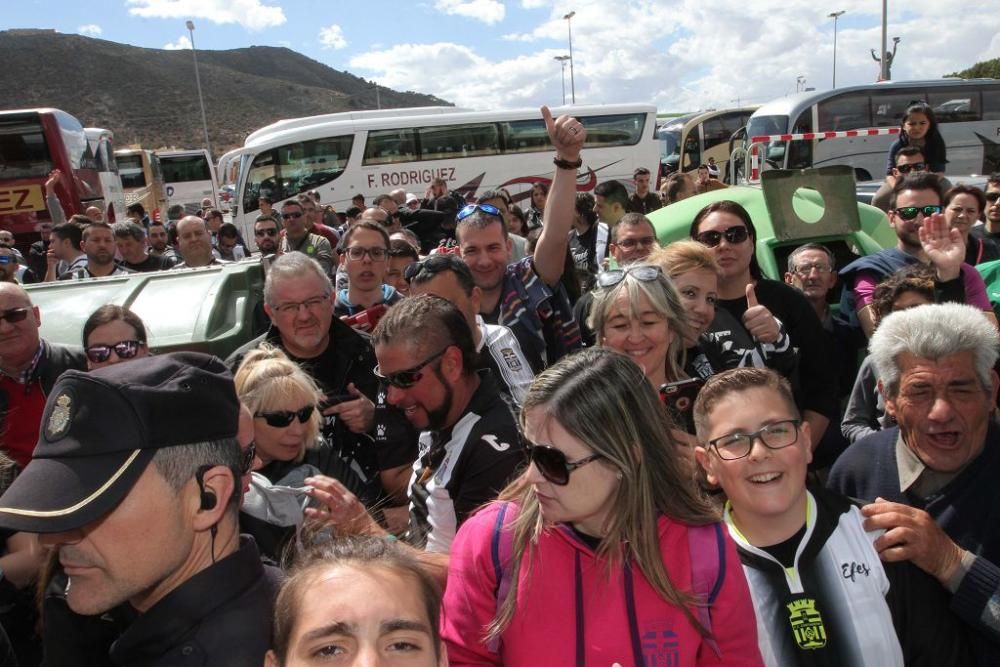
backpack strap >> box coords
[688,522,726,658]
[487,502,518,654]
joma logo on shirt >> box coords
[482,435,510,451]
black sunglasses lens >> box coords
[531,446,569,485]
[696,231,722,247]
[114,341,140,359]
[1,309,29,324]
[725,226,749,244]
[85,346,112,363]
[260,407,313,427]
[986,193,1000,203]
[896,207,919,220]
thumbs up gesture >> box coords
[742,283,780,343]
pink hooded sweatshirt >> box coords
[442,502,763,666]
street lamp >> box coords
[554,56,570,105]
[185,20,212,160]
[828,10,845,89]
[563,11,576,104]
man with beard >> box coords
[372,295,523,554]
[253,215,280,257]
[146,221,178,263]
[61,222,132,280]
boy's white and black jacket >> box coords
[724,486,969,667]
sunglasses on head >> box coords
[255,228,278,237]
[403,254,456,282]
[456,203,502,222]
[255,405,315,428]
[0,307,29,324]
[895,162,927,174]
[0,255,14,265]
[596,264,662,289]
[893,205,942,221]
[374,348,449,389]
[85,340,145,363]
[241,440,257,474]
[695,225,749,248]
[526,441,604,486]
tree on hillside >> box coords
[946,58,1000,79]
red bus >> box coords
[0,108,126,248]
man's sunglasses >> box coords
[893,205,943,221]
[374,347,449,389]
[255,228,278,237]
[985,192,1000,203]
[596,264,662,289]
[695,225,749,248]
[281,212,303,220]
[255,405,315,428]
[0,255,15,265]
[0,307,29,324]
[526,441,603,486]
[895,162,927,174]
[85,340,145,363]
[457,203,502,222]
[241,440,257,474]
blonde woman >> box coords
[442,347,762,666]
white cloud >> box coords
[350,0,1000,114]
[319,24,348,50]
[163,34,192,50]
[126,0,286,31]
[77,24,102,37]
[434,0,505,24]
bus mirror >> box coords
[760,166,861,242]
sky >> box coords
[5,0,1000,115]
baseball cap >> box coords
[0,352,239,534]
[405,193,419,204]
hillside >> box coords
[0,29,450,155]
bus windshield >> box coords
[745,115,788,142]
[160,155,212,182]
[0,116,53,179]
[656,127,681,162]
[117,154,147,188]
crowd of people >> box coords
[1,101,1000,666]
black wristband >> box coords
[553,156,583,170]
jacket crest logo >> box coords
[787,598,827,650]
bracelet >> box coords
[553,156,583,170]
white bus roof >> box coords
[750,78,999,120]
[242,103,657,152]
[244,106,471,145]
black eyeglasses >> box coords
[457,203,502,222]
[895,162,927,174]
[526,442,604,486]
[281,211,303,220]
[596,264,663,289]
[0,308,29,324]
[708,419,801,460]
[85,340,145,363]
[374,348,449,389]
[255,405,315,428]
[985,192,1000,203]
[695,225,749,248]
[343,246,388,261]
[255,228,278,237]
[616,236,657,250]
[241,440,257,474]
[893,205,942,221]
[403,254,457,282]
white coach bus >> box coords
[157,148,219,215]
[223,104,660,237]
[743,78,1000,181]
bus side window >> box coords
[927,90,981,123]
[787,113,813,170]
[682,135,700,170]
[870,89,926,127]
[363,129,417,166]
[982,86,1000,121]
[818,92,871,131]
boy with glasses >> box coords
[694,367,969,666]
[333,221,403,328]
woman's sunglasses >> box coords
[527,442,604,486]
[695,225,749,248]
[596,264,663,289]
[892,205,943,221]
[255,405,315,428]
[85,340,145,363]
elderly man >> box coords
[172,216,226,269]
[457,106,582,372]
[829,303,1000,663]
[0,352,281,664]
[226,252,415,512]
[0,284,87,467]
[113,221,174,272]
[278,199,334,275]
[372,295,523,553]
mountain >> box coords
[0,29,450,156]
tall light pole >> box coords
[828,10,845,89]
[879,0,888,81]
[563,11,576,104]
[554,55,570,105]
[185,20,212,160]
